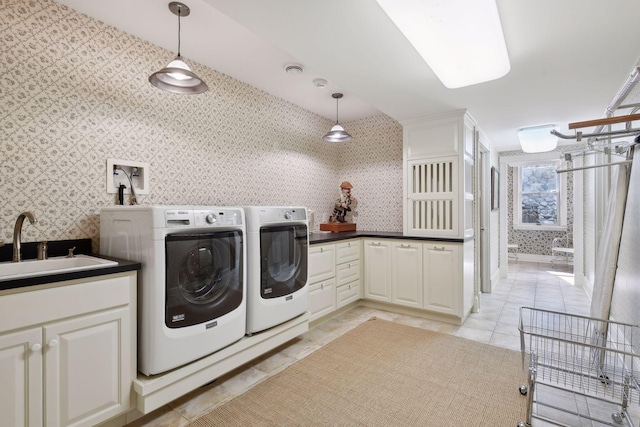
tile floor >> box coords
[127,262,631,427]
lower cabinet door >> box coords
[0,327,43,427]
[364,240,392,302]
[423,243,460,316]
[44,307,132,427]
[308,279,336,322]
[391,242,423,308]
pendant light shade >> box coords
[149,2,208,95]
[323,93,352,142]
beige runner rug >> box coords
[189,318,526,427]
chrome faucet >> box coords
[13,211,36,262]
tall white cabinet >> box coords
[403,110,476,239]
[401,109,477,322]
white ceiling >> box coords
[56,0,640,151]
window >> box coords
[513,160,566,231]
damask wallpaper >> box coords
[0,0,403,252]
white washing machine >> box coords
[100,205,246,375]
[244,206,308,334]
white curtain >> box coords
[589,157,631,322]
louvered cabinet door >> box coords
[407,156,459,237]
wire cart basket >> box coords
[518,307,640,427]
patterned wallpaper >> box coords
[0,0,403,253]
[500,148,575,256]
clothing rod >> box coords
[551,128,640,140]
[569,112,640,129]
[556,160,632,174]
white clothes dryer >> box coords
[100,205,246,375]
[244,206,308,334]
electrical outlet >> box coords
[106,158,150,195]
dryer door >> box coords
[165,230,243,328]
[259,224,308,299]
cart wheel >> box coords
[517,422,531,427]
[599,374,612,385]
[519,385,528,396]
[611,412,623,424]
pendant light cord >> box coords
[177,6,182,57]
[335,97,339,124]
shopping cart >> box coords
[518,307,640,427]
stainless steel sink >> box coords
[0,255,118,281]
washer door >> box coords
[165,231,243,328]
[259,224,308,299]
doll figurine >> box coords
[331,181,358,223]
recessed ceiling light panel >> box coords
[376,0,511,88]
[518,125,558,153]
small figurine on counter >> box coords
[331,181,358,223]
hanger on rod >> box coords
[556,138,634,174]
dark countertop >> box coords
[0,255,140,292]
[0,238,140,292]
[309,230,474,244]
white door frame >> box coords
[499,153,584,283]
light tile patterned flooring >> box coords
[128,261,607,427]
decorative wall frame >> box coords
[491,166,500,211]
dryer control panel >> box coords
[258,207,307,223]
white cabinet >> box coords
[335,240,362,308]
[0,272,136,427]
[311,236,472,323]
[363,240,392,302]
[403,110,476,239]
[307,244,336,321]
[0,328,42,426]
[308,279,336,321]
[308,241,363,321]
[423,243,460,316]
[391,241,423,308]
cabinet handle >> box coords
[48,339,59,348]
[320,248,324,252]
[30,343,42,352]
[348,242,351,247]
[321,283,324,289]
[348,263,351,268]
[434,246,445,251]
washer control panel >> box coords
[164,208,243,227]
[193,209,243,227]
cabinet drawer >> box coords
[308,279,336,321]
[308,244,336,284]
[337,279,360,308]
[0,273,135,333]
[336,240,361,264]
[336,260,360,286]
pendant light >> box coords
[323,93,352,142]
[149,2,208,95]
